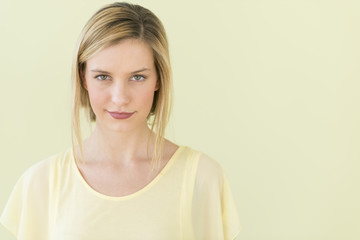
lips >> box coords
[107,111,135,119]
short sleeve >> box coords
[0,159,51,240]
[191,153,241,240]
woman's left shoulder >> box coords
[186,147,242,239]
[186,147,226,185]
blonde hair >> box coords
[71,2,172,168]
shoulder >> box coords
[19,149,72,187]
[184,148,242,240]
[0,150,71,239]
[184,147,225,189]
[197,151,224,176]
[2,149,73,215]
[187,147,224,173]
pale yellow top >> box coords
[1,146,241,240]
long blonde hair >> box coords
[71,2,172,168]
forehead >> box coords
[86,39,155,72]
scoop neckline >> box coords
[70,145,185,201]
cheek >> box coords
[143,89,156,104]
[135,80,157,106]
[135,92,149,108]
[136,88,156,112]
[87,87,106,110]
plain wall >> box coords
[0,0,359,239]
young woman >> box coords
[0,2,241,239]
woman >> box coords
[0,2,241,239]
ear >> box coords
[155,80,160,91]
[83,78,88,90]
[80,66,88,90]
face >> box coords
[84,38,158,133]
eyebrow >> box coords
[90,68,151,74]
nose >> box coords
[111,81,130,106]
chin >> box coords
[101,120,147,134]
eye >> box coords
[131,75,146,81]
[95,75,110,81]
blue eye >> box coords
[96,75,110,81]
[131,75,145,81]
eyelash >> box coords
[95,75,110,81]
[131,75,146,81]
[94,74,146,81]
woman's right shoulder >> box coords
[0,149,73,238]
[19,148,73,183]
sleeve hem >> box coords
[231,227,242,240]
[0,217,18,239]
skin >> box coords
[79,38,178,197]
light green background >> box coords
[1,0,359,239]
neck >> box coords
[83,123,155,165]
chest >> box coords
[77,161,164,197]
[51,177,183,240]
[50,158,186,239]
[51,200,182,240]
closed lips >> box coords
[107,111,135,119]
